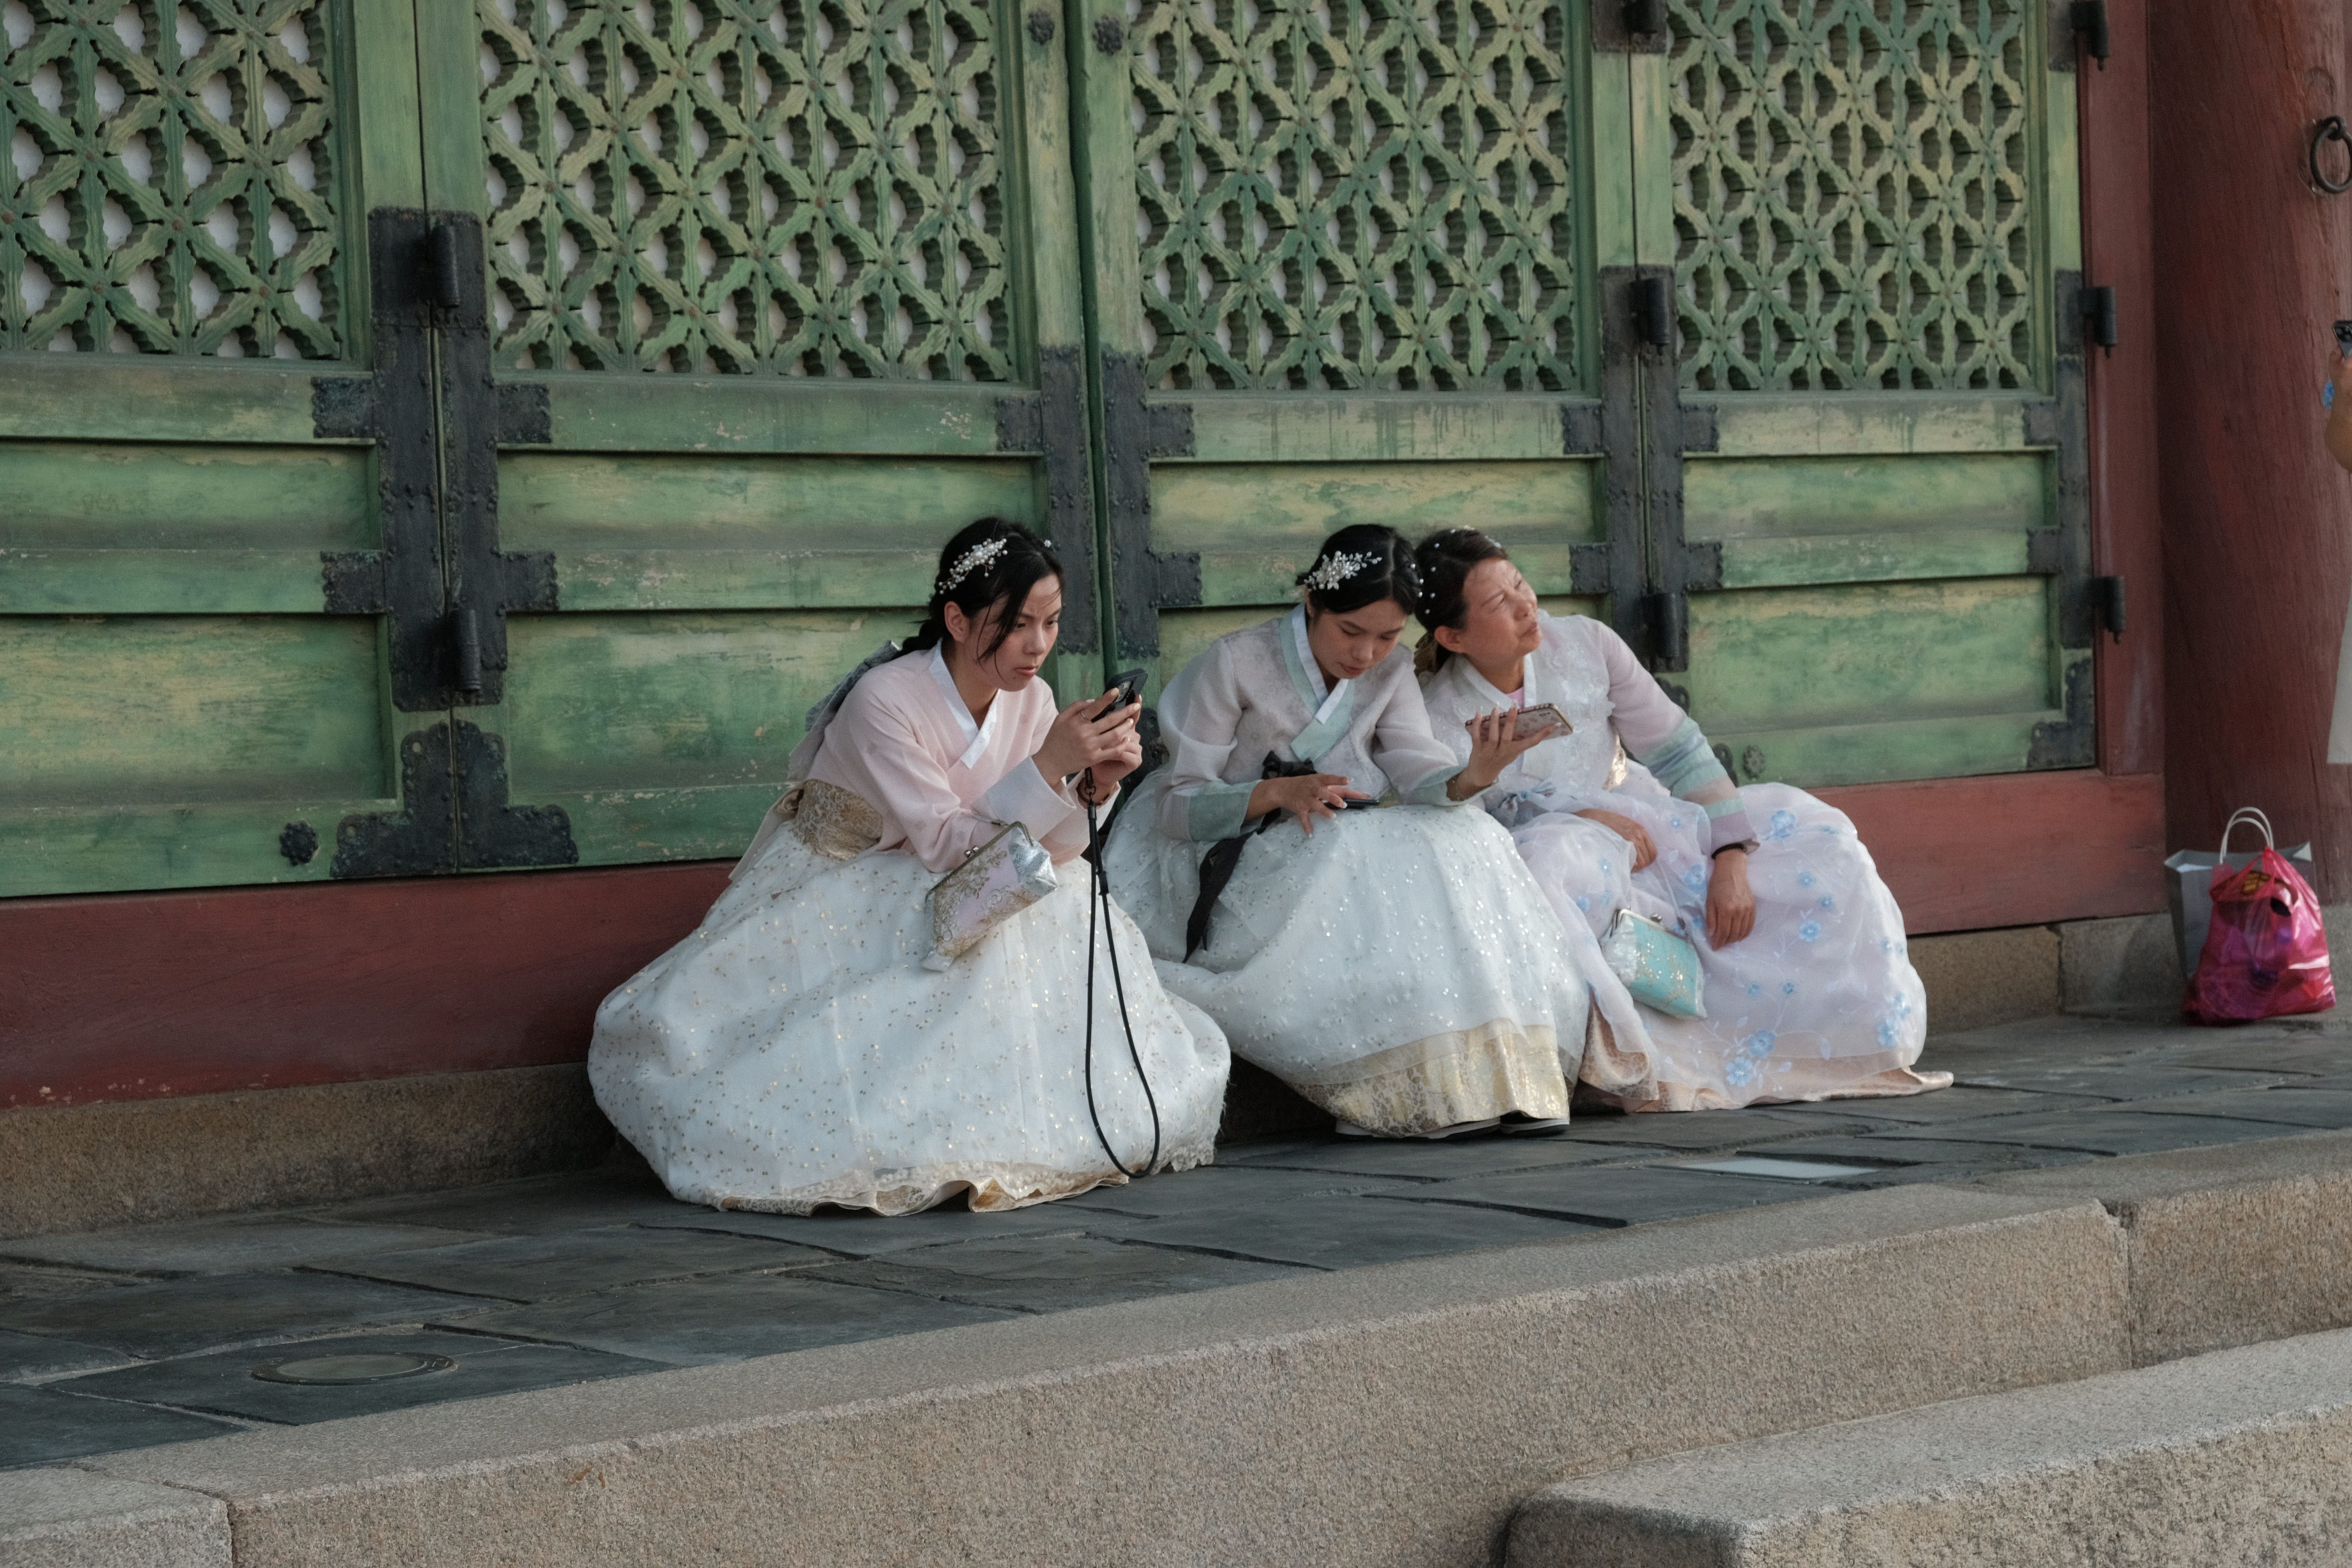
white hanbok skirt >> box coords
[1103,778,1622,1135]
[1511,773,1945,1111]
[588,829,1230,1215]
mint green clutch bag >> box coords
[1601,910,1708,1018]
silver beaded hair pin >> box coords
[1301,550,1376,593]
[936,536,1009,596]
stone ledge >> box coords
[56,1186,2123,1568]
[0,1468,229,1568]
[0,1065,614,1240]
[1976,1126,2352,1364]
[1506,1325,2352,1568]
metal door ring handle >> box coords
[2312,117,2351,194]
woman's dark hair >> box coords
[1294,524,1419,617]
[904,517,1063,662]
[1411,528,1512,672]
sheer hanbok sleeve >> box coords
[831,682,1093,873]
[1590,622,1757,852]
[1152,642,1261,842]
[1367,666,1469,806]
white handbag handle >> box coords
[2218,807,2275,858]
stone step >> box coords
[1507,1327,2352,1568]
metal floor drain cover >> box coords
[251,1352,456,1386]
[1682,1156,1881,1181]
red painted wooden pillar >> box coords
[2152,0,2352,891]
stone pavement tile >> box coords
[1867,1110,2298,1157]
[1917,1014,2172,1067]
[54,1330,666,1425]
[0,1216,490,1279]
[1553,1109,1871,1151]
[1053,1165,1397,1220]
[1109,1192,1606,1270]
[2146,1037,2352,1077]
[1737,1136,2101,1175]
[1776,1085,2104,1125]
[1219,1135,1632,1182]
[0,1271,482,1360]
[1942,1062,2289,1100]
[2116,1089,2352,1129]
[637,1198,1104,1258]
[309,1226,837,1304]
[0,1260,129,1305]
[0,1383,237,1470]
[440,1272,1015,1366]
[1371,1165,1819,1227]
[803,1235,1303,1312]
[318,1167,699,1235]
[0,1326,123,1380]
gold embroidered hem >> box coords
[1599,1060,1953,1113]
[694,1147,1217,1217]
[1284,1017,1570,1136]
[782,778,886,860]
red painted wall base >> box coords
[3,768,2167,1109]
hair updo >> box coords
[1411,528,1512,673]
[1294,523,1419,617]
[904,517,1063,662]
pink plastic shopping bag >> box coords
[2183,808,2335,1024]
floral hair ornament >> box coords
[1301,550,1376,594]
[936,536,1009,595]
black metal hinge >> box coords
[994,347,1101,655]
[1098,352,1201,659]
[2071,1,2109,68]
[2081,284,2118,352]
[1592,0,1668,52]
[2096,574,2127,642]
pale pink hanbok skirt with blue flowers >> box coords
[1510,768,1946,1111]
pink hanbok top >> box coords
[803,646,1107,874]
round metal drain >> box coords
[251,1352,455,1386]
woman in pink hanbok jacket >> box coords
[590,520,1229,1215]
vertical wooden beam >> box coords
[2077,0,2163,780]
[2151,0,2352,888]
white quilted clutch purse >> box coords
[924,822,1057,970]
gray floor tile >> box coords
[1816,1156,2098,1189]
[443,1273,1015,1366]
[1920,1015,2179,1067]
[0,1326,124,1379]
[1555,1110,1871,1151]
[1218,1135,1631,1182]
[0,1383,238,1470]
[1943,1063,2289,1100]
[2118,1089,2352,1129]
[1,1217,490,1279]
[1790,1086,2104,1125]
[56,1330,667,1425]
[1372,1165,1821,1226]
[638,1200,1102,1258]
[1868,1110,2299,1157]
[0,1271,483,1360]
[1112,1193,1606,1270]
[1053,1165,1394,1220]
[1740,1136,2102,1173]
[805,1235,1302,1312]
[0,1261,131,1305]
[319,1169,699,1235]
[310,1227,837,1304]
[2147,1038,2352,1077]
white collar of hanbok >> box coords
[1287,606,1352,724]
[1456,647,1540,711]
[926,643,1001,769]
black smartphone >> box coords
[2334,320,2352,356]
[1104,667,1147,712]
[1336,794,1380,810]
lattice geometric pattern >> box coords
[1129,0,1579,392]
[481,0,1011,378]
[2,0,342,356]
[1668,0,2036,391]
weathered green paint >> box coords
[1186,396,1604,465]
[500,454,1036,549]
[0,551,352,614]
[1688,455,2047,539]
[534,378,1011,457]
[0,359,367,444]
[1695,711,2062,791]
[1684,578,2054,734]
[0,616,388,807]
[0,443,372,543]
[0,795,397,897]
[1704,394,2050,459]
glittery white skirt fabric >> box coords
[587,829,1230,1215]
[1103,779,1605,1135]
[1512,774,1944,1111]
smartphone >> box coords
[1336,794,1380,810]
[1466,702,1571,742]
[1104,667,1146,712]
[2334,320,2352,355]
